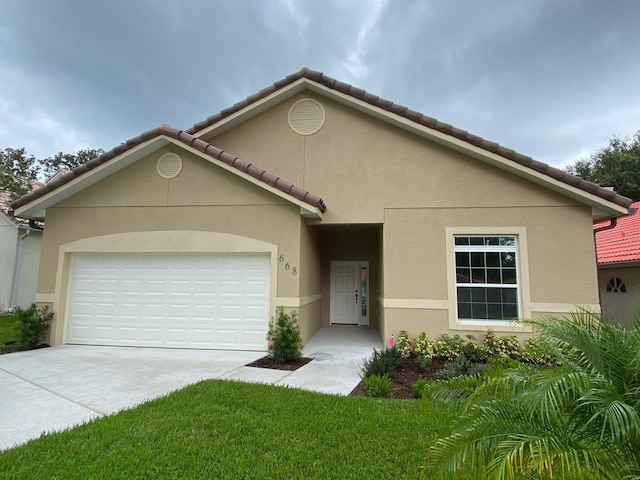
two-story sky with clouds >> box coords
[1,0,639,169]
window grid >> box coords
[454,236,519,322]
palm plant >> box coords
[426,308,640,480]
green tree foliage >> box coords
[0,148,40,200]
[426,308,640,480]
[40,148,104,179]
[565,130,640,200]
[0,147,103,202]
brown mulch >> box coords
[246,356,313,371]
[1,342,49,355]
[350,356,447,399]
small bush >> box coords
[416,354,433,370]
[482,329,523,359]
[433,334,466,360]
[413,378,432,399]
[437,355,471,380]
[15,304,53,349]
[396,330,412,358]
[414,332,435,357]
[522,337,556,365]
[363,374,398,398]
[361,346,401,377]
[267,307,303,364]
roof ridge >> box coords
[9,125,326,214]
[185,67,631,209]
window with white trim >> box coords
[454,235,519,321]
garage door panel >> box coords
[66,253,270,351]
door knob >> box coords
[355,290,358,303]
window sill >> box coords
[451,320,532,333]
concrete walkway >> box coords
[0,327,380,451]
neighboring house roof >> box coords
[1,182,44,222]
[10,68,631,219]
[594,201,640,265]
[10,125,326,218]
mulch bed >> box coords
[350,356,447,399]
[246,356,313,371]
[1,342,49,355]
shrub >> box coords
[413,378,431,399]
[15,304,53,349]
[415,332,435,357]
[363,374,398,398]
[361,346,401,377]
[267,307,303,364]
[437,355,471,380]
[433,334,466,360]
[482,329,523,360]
[522,337,556,365]
[396,330,412,358]
[416,354,432,370]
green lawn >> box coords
[0,380,462,479]
[0,314,18,352]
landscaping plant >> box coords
[426,308,640,480]
[360,346,401,377]
[396,330,412,358]
[363,374,398,398]
[14,304,53,349]
[267,306,303,364]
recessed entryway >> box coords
[330,261,369,326]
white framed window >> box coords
[453,235,520,322]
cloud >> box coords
[341,0,388,82]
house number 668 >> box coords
[278,254,297,275]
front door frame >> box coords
[329,260,369,326]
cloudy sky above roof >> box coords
[1,0,638,168]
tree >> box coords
[0,147,103,203]
[0,148,40,201]
[41,148,104,179]
[565,131,640,200]
[426,309,640,479]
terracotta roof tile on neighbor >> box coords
[186,67,632,210]
[594,201,640,264]
[10,125,326,214]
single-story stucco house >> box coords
[595,201,640,327]
[10,68,632,351]
[0,192,42,312]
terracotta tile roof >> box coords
[594,201,640,264]
[2,182,44,220]
[10,125,326,214]
[186,67,632,209]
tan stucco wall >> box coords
[36,148,307,344]
[207,93,600,339]
[34,88,607,345]
[598,264,640,327]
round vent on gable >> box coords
[156,153,183,179]
[288,99,325,135]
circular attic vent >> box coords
[156,153,183,179]
[288,99,325,135]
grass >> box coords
[0,314,18,352]
[0,380,463,479]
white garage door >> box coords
[65,253,271,350]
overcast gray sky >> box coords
[1,0,638,168]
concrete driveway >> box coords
[0,327,381,451]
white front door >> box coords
[330,261,369,326]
